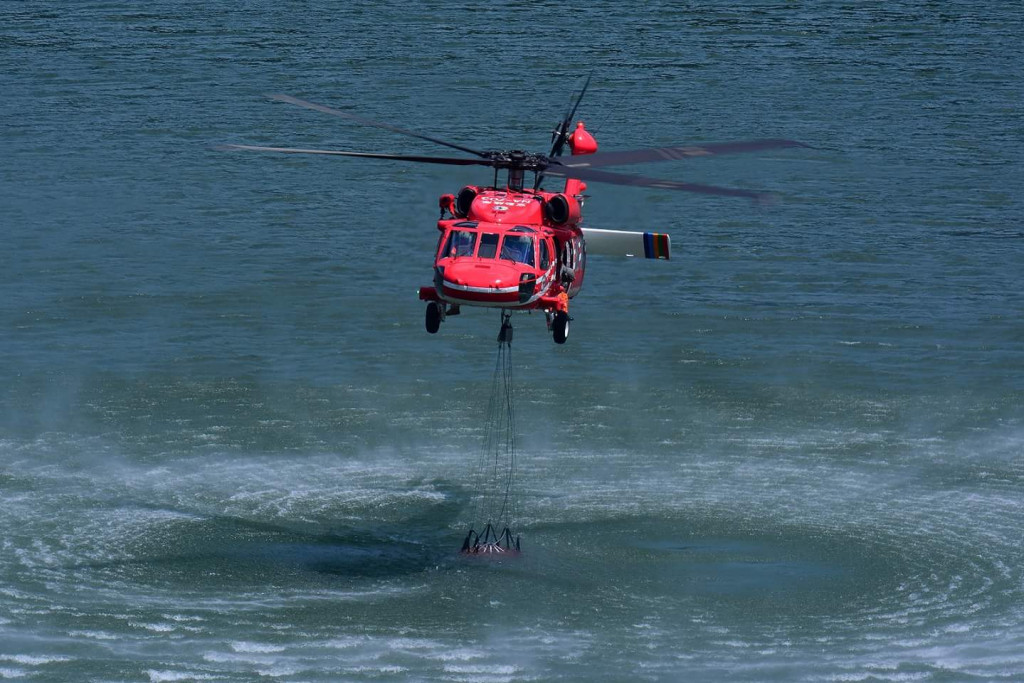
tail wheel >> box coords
[552,311,569,344]
[425,302,442,334]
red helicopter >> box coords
[221,79,804,343]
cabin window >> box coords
[478,233,500,259]
[443,229,477,257]
[501,234,535,266]
[563,240,575,269]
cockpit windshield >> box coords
[443,229,477,258]
[500,234,535,266]
[478,233,500,259]
[441,225,535,266]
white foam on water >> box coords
[385,636,446,652]
[146,671,215,683]
[0,655,71,666]
[712,640,754,649]
[343,665,408,675]
[254,664,301,678]
[437,648,487,662]
[229,641,285,654]
[67,629,119,640]
[442,664,521,675]
[129,622,177,633]
[322,636,369,650]
[201,650,276,666]
[162,614,206,623]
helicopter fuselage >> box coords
[418,184,586,317]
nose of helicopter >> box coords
[440,259,526,305]
[444,259,521,288]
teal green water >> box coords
[3,2,1023,680]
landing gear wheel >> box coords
[552,311,569,344]
[425,301,442,334]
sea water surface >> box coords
[2,1,1023,680]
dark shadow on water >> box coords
[76,479,472,585]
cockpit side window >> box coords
[478,233,500,259]
[500,234,535,266]
[539,239,550,269]
[443,229,477,257]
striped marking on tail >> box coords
[643,232,671,260]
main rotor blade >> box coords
[216,144,496,167]
[556,139,809,169]
[542,164,769,200]
[267,94,489,159]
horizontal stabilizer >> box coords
[581,228,671,260]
